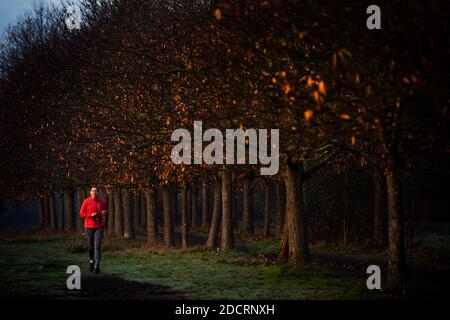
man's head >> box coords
[90,186,98,199]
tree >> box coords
[133,191,141,232]
[201,181,210,231]
[180,180,189,248]
[263,180,271,237]
[241,176,254,235]
[123,189,133,239]
[108,191,115,232]
[162,186,174,247]
[207,178,221,249]
[145,188,157,246]
[64,191,74,231]
[220,169,234,250]
[114,189,123,237]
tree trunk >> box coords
[140,191,147,229]
[221,170,234,250]
[114,190,123,238]
[231,177,237,231]
[37,196,44,229]
[133,191,141,232]
[181,181,189,249]
[241,176,254,235]
[342,167,350,247]
[145,188,157,246]
[386,157,406,287]
[171,189,178,232]
[57,192,64,231]
[42,193,49,229]
[283,162,309,266]
[263,181,270,237]
[162,186,174,247]
[274,183,283,237]
[191,182,198,231]
[373,167,386,247]
[49,192,56,231]
[207,179,221,249]
[64,191,74,231]
[108,191,115,232]
[252,184,259,230]
[76,189,84,232]
[277,219,289,263]
[123,189,133,239]
[201,182,210,231]
[297,166,310,263]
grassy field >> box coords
[0,224,448,300]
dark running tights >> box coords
[85,227,104,266]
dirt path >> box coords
[65,274,188,300]
[311,253,386,275]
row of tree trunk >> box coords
[277,159,404,287]
[36,163,401,285]
[108,189,148,239]
[37,190,79,232]
[36,170,386,254]
[36,175,291,250]
[37,188,153,234]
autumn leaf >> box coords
[306,76,313,87]
[339,114,351,120]
[351,136,356,145]
[214,9,222,20]
[304,109,313,122]
[310,91,320,103]
[318,81,326,94]
[283,83,291,95]
[355,73,360,84]
[338,48,352,58]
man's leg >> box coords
[85,228,95,272]
[94,227,104,273]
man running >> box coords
[79,186,108,274]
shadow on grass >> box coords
[66,274,188,300]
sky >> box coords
[0,0,77,38]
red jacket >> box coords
[79,197,108,228]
